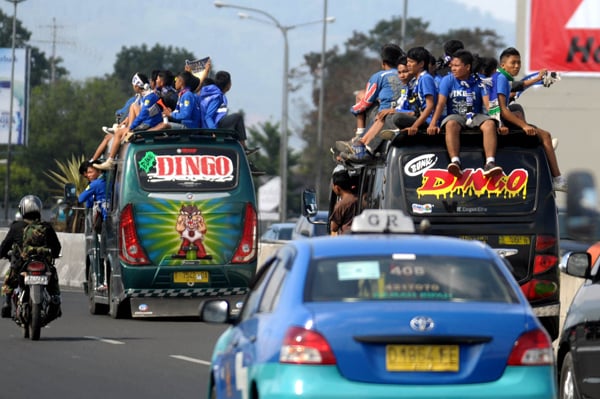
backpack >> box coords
[20,220,52,264]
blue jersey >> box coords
[115,95,138,122]
[198,84,228,129]
[351,69,402,115]
[410,71,438,123]
[170,88,201,128]
[129,90,162,130]
[78,174,107,219]
[495,72,512,100]
[438,74,487,116]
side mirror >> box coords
[302,189,318,217]
[560,251,591,279]
[64,183,78,206]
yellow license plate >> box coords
[386,345,459,372]
[499,235,531,245]
[173,271,209,284]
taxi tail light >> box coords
[232,203,257,263]
[280,326,336,365]
[520,279,558,301]
[507,329,553,365]
[119,203,151,266]
[533,254,557,274]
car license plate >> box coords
[499,235,531,245]
[173,271,209,284]
[386,344,459,372]
[24,275,48,285]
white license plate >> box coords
[24,275,48,285]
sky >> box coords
[0,0,516,140]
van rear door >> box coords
[127,145,256,268]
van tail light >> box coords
[520,279,558,301]
[26,261,47,275]
[533,254,557,274]
[535,235,557,252]
[280,326,336,365]
[119,203,151,265]
[232,202,257,263]
[507,329,553,365]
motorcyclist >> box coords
[1,195,62,318]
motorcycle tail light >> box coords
[26,261,46,274]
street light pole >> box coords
[214,1,334,222]
[3,0,26,222]
[315,0,328,201]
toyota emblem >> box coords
[410,316,435,332]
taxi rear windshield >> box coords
[400,151,538,216]
[135,147,239,192]
[308,255,519,303]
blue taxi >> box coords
[200,210,557,399]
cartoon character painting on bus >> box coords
[171,204,212,260]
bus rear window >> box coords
[135,147,239,192]
[400,150,538,216]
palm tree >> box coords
[44,154,88,233]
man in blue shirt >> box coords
[153,71,201,130]
[96,73,162,170]
[496,47,566,191]
[198,71,258,155]
[427,49,501,178]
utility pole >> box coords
[35,17,73,84]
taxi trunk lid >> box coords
[309,301,531,385]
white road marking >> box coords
[170,355,211,366]
[84,335,126,345]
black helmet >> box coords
[18,195,43,218]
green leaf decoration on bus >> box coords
[139,151,157,173]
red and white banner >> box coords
[528,0,600,75]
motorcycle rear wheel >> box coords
[30,302,42,340]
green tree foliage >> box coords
[297,16,506,206]
[11,78,124,205]
[112,44,196,94]
[247,121,301,217]
[0,162,46,207]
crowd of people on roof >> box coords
[88,59,259,171]
[335,39,566,193]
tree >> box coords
[246,121,301,218]
[112,44,196,94]
[11,77,125,206]
[296,16,506,207]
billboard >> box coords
[0,48,29,145]
[527,0,600,76]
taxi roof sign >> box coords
[351,210,415,234]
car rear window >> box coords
[307,255,519,303]
[135,147,239,192]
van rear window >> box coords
[400,150,538,216]
[135,147,239,192]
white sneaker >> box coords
[553,176,567,192]
[552,138,559,150]
[94,158,115,170]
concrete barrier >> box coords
[0,229,86,290]
[0,231,584,333]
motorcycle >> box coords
[9,255,60,340]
